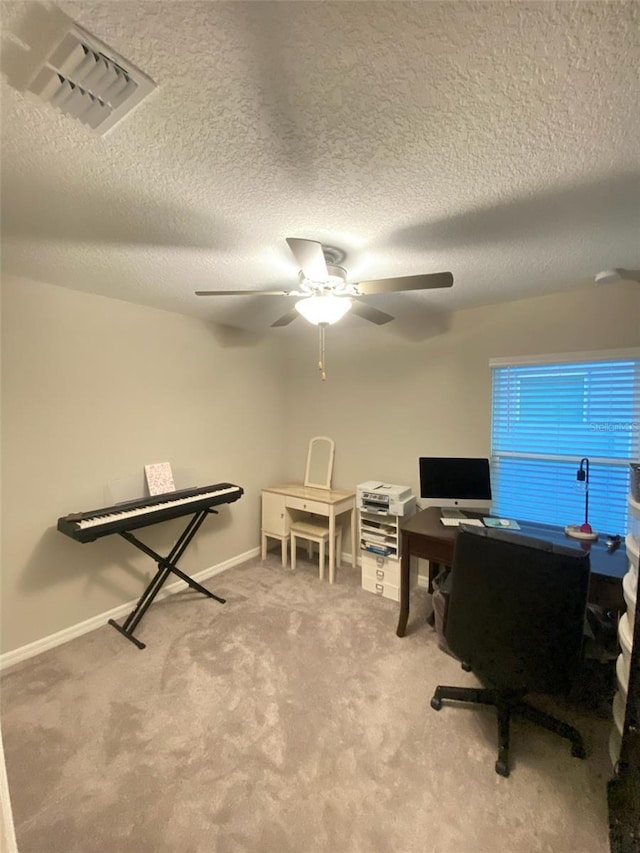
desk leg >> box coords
[329,511,336,584]
[396,536,411,637]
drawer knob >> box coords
[376,569,385,580]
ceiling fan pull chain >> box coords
[318,324,327,381]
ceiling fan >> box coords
[195,237,453,379]
[196,238,453,326]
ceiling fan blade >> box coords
[271,308,301,327]
[286,238,328,281]
[350,300,394,325]
[195,289,295,296]
[355,271,453,295]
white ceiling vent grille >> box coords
[27,24,156,135]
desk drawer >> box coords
[287,496,327,515]
[362,574,400,602]
[361,552,400,585]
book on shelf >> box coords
[361,530,388,542]
[362,518,396,532]
[361,542,392,556]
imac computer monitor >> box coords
[419,457,492,511]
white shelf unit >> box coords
[609,488,639,770]
[359,501,415,602]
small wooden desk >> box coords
[396,507,628,637]
[261,484,357,584]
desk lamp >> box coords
[565,457,597,540]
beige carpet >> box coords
[1,553,613,853]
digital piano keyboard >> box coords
[57,482,244,543]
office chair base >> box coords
[430,685,586,777]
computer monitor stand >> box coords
[441,507,465,519]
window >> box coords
[490,351,640,533]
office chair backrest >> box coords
[445,528,591,694]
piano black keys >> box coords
[57,482,243,542]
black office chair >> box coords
[430,527,591,777]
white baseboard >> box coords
[0,547,260,672]
[2,548,427,672]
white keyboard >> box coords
[440,517,484,527]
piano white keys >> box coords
[58,482,244,544]
[77,485,240,529]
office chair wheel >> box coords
[430,696,442,711]
[495,759,510,778]
[571,742,586,760]
[461,662,472,672]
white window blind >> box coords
[490,354,640,534]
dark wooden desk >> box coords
[396,507,628,637]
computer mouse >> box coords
[499,519,510,527]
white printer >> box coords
[357,481,416,516]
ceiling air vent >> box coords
[27,24,156,135]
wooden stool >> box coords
[290,520,342,582]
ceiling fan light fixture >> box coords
[295,294,352,325]
[300,265,348,292]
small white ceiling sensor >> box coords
[595,269,622,285]
[26,23,156,134]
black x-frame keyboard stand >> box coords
[107,507,225,649]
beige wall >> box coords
[2,276,639,653]
[281,282,640,513]
[1,276,287,652]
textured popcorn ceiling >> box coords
[1,1,639,333]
